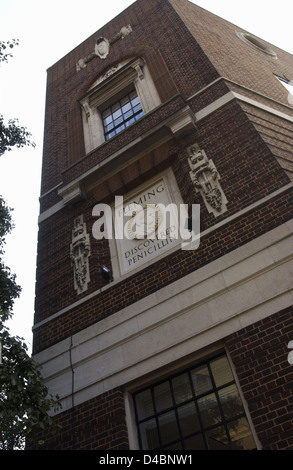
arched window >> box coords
[80,58,161,153]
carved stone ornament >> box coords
[70,215,91,294]
[187,145,228,216]
[76,25,133,71]
[95,37,110,59]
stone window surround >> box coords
[80,57,161,153]
[129,352,257,450]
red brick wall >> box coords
[40,0,293,196]
[40,0,220,195]
[170,0,293,106]
[29,306,293,450]
[27,388,129,450]
[33,184,293,353]
[226,306,293,450]
[33,92,292,352]
[35,0,293,350]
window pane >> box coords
[135,110,144,120]
[102,90,143,140]
[135,389,154,420]
[133,103,142,114]
[218,384,244,420]
[172,373,192,404]
[154,381,173,412]
[210,355,234,387]
[106,130,115,140]
[103,107,111,118]
[122,102,131,113]
[114,116,123,127]
[134,354,256,451]
[178,402,200,436]
[113,108,122,120]
[158,410,180,446]
[116,123,125,134]
[121,96,130,106]
[103,115,113,125]
[104,121,114,132]
[165,441,183,450]
[228,417,256,450]
[184,434,206,450]
[112,102,120,113]
[129,90,137,100]
[131,96,140,107]
[125,117,135,128]
[140,419,159,449]
[198,393,221,427]
[191,365,212,395]
[206,425,230,450]
[124,109,134,120]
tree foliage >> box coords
[0,39,60,450]
[0,40,35,157]
[0,327,60,450]
[0,115,35,157]
[0,39,19,63]
[0,198,21,324]
[0,201,61,451]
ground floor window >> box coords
[133,354,256,450]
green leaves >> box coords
[0,39,19,63]
[0,114,36,157]
[0,327,61,449]
[0,198,21,323]
[0,39,59,450]
[0,197,13,242]
[0,40,35,157]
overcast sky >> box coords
[0,0,292,352]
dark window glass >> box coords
[133,354,256,450]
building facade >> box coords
[31,0,293,450]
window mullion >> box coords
[187,369,209,450]
[151,386,163,450]
[102,90,143,141]
[133,354,256,451]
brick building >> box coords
[31,0,293,450]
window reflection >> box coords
[102,90,144,140]
[133,354,256,450]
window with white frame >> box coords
[80,58,161,153]
[133,354,257,450]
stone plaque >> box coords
[114,176,181,275]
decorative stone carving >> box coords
[70,216,91,294]
[76,25,133,71]
[95,37,110,59]
[187,145,228,216]
[100,64,121,81]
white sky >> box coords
[0,0,292,353]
